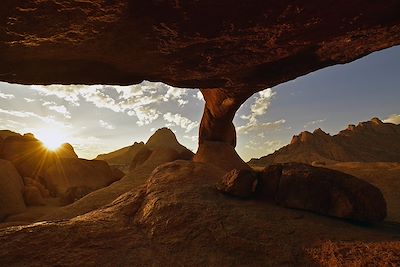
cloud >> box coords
[303,118,326,128]
[0,92,15,99]
[24,98,35,102]
[99,120,115,130]
[237,119,286,134]
[128,106,160,126]
[384,114,400,124]
[195,91,204,101]
[163,112,199,133]
[246,88,276,123]
[43,101,71,118]
[243,140,283,159]
[29,82,193,127]
[0,107,69,128]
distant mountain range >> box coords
[249,118,400,166]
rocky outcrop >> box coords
[217,163,387,222]
[250,118,400,166]
[216,169,257,198]
[0,161,398,266]
[262,163,387,223]
[42,158,117,196]
[96,128,194,171]
[193,141,250,171]
[1,2,400,150]
[0,159,26,219]
[23,186,45,206]
[0,134,78,178]
[95,141,146,165]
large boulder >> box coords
[0,159,26,219]
[42,158,117,196]
[258,163,387,222]
[23,185,45,206]
[216,169,257,198]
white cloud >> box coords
[195,91,204,101]
[29,82,199,128]
[384,114,400,124]
[0,92,15,99]
[99,120,115,130]
[24,98,35,102]
[237,119,286,134]
[43,101,71,118]
[163,112,199,133]
[183,135,197,142]
[247,89,276,122]
[243,140,283,159]
[0,107,69,128]
[128,106,160,126]
[303,118,326,128]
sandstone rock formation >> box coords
[249,118,400,166]
[216,169,257,198]
[23,185,45,206]
[0,159,26,219]
[217,163,387,222]
[193,141,250,171]
[95,141,146,165]
[1,2,400,150]
[0,134,78,178]
[0,161,399,266]
[42,158,117,196]
[96,128,194,171]
[260,163,387,223]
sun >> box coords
[34,128,68,150]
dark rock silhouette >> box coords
[250,118,400,166]
[217,163,387,223]
[0,134,78,178]
[96,128,194,171]
[259,163,387,223]
[1,2,400,151]
[0,159,26,219]
[43,158,117,196]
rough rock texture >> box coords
[249,118,400,166]
[128,145,153,170]
[0,161,399,266]
[23,185,45,206]
[194,141,251,171]
[23,177,50,198]
[258,163,387,222]
[216,169,257,198]
[60,186,95,206]
[95,141,146,165]
[1,2,400,147]
[0,134,78,178]
[96,128,194,171]
[0,159,26,219]
[42,158,117,196]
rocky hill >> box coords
[249,118,400,166]
[95,128,194,168]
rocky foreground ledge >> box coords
[1,160,399,266]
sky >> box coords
[0,45,399,161]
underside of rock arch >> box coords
[1,0,400,149]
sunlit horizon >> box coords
[0,46,399,161]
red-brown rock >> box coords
[259,163,387,222]
[216,169,257,198]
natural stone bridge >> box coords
[1,0,400,158]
